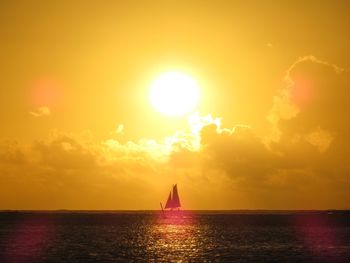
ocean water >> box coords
[0,211,349,262]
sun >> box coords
[150,71,200,116]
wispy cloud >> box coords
[29,106,51,117]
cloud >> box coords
[1,56,350,210]
[200,124,276,180]
[116,124,124,135]
[0,114,225,209]
[0,132,160,209]
[29,106,51,117]
[263,56,350,207]
[176,56,350,208]
[269,56,350,161]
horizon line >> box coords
[1,209,349,212]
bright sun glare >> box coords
[150,72,200,116]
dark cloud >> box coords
[32,135,98,170]
[179,57,350,208]
[0,133,160,209]
[200,124,276,181]
[271,57,350,168]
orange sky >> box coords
[1,1,350,210]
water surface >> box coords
[0,211,349,262]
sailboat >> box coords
[160,184,181,214]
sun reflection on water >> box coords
[145,212,205,261]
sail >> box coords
[163,184,181,210]
[172,184,181,208]
[164,192,172,209]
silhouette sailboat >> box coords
[160,184,181,213]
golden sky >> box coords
[1,1,350,210]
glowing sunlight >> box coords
[150,72,200,117]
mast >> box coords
[160,202,165,217]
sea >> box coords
[0,211,349,262]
